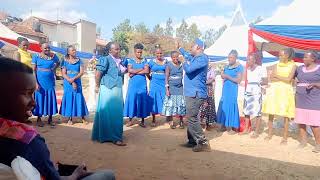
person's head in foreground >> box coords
[228,49,238,66]
[17,37,29,51]
[171,51,180,65]
[190,38,205,56]
[279,48,294,63]
[303,50,318,66]
[0,57,116,180]
[134,43,144,60]
[0,57,36,123]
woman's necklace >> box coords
[67,56,79,64]
[135,58,143,64]
[156,59,165,65]
[40,53,53,60]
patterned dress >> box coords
[162,61,186,116]
[243,66,266,118]
[198,67,217,125]
[262,61,295,118]
[294,65,320,126]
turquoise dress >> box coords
[92,55,125,143]
[123,59,150,118]
[32,53,59,116]
[59,58,89,117]
[217,64,244,128]
[149,59,166,114]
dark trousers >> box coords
[185,96,207,144]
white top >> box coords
[246,66,267,94]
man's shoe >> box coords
[192,142,211,152]
[180,142,196,148]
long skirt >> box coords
[198,85,216,125]
[91,85,124,143]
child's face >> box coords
[0,72,36,123]
[171,53,179,64]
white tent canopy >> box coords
[0,22,37,43]
[254,0,320,55]
[260,0,320,26]
[204,4,274,63]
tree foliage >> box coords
[164,18,174,37]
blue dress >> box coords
[32,53,59,116]
[162,62,186,116]
[59,58,89,117]
[149,59,166,114]
[123,59,150,118]
[217,64,244,128]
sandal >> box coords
[170,121,176,129]
[126,121,135,127]
[312,144,320,153]
[37,120,44,127]
[82,119,89,125]
[250,132,259,139]
[179,122,185,129]
[297,142,307,149]
[48,121,56,128]
[264,135,272,141]
[113,141,126,146]
[151,122,157,127]
[67,120,73,125]
[139,122,146,128]
[280,139,288,145]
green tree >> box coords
[153,24,164,36]
[112,19,133,56]
[176,19,188,42]
[187,23,201,43]
[135,22,150,34]
[213,25,227,41]
[202,28,216,47]
[164,18,174,37]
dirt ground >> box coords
[32,74,320,180]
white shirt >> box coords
[246,66,267,94]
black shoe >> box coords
[180,142,197,148]
[192,141,211,152]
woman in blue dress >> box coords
[162,51,186,129]
[124,43,150,128]
[217,50,244,134]
[59,45,89,125]
[148,47,167,127]
[92,42,127,146]
[32,42,59,127]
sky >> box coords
[2,0,293,40]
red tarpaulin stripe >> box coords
[0,37,41,52]
[251,27,320,51]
